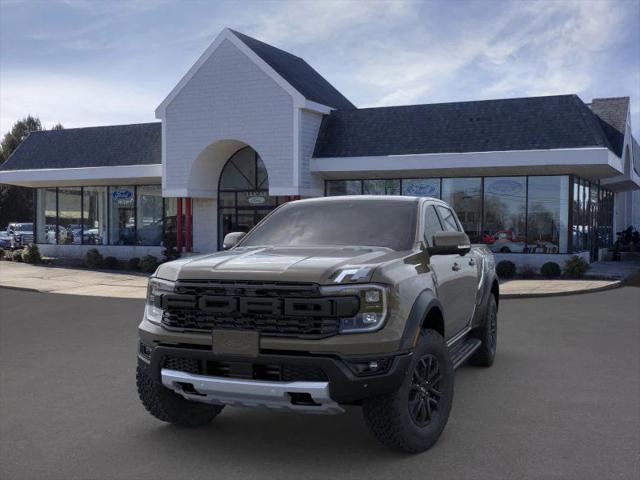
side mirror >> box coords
[223,231,246,250]
[428,231,471,256]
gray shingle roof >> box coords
[230,29,355,110]
[590,97,629,157]
[313,94,616,158]
[0,122,161,171]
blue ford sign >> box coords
[112,189,133,200]
[405,182,438,196]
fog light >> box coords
[139,342,154,359]
[346,358,392,376]
[362,313,379,324]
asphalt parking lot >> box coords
[1,286,639,480]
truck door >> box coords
[424,204,478,340]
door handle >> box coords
[468,258,476,266]
[452,262,461,271]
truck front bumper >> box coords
[138,344,412,412]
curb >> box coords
[0,284,41,293]
[500,280,622,299]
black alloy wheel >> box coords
[408,354,442,427]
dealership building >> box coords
[1,28,638,265]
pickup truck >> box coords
[137,196,499,453]
[4,223,34,249]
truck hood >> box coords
[154,246,406,284]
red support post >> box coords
[176,197,183,253]
[185,198,192,253]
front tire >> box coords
[136,366,224,427]
[469,295,498,367]
[362,330,454,453]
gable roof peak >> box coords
[156,28,354,117]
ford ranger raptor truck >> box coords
[137,196,499,453]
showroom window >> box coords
[441,178,482,243]
[483,177,526,254]
[324,175,612,255]
[402,178,441,198]
[136,185,163,246]
[35,185,170,247]
[109,186,136,245]
[35,188,57,244]
[57,187,82,245]
[362,179,401,195]
[526,176,569,254]
[326,180,362,196]
[83,187,107,245]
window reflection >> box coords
[83,187,107,245]
[402,179,440,198]
[137,185,163,245]
[109,186,136,245]
[527,176,569,253]
[483,177,526,253]
[36,188,57,244]
[441,178,482,243]
[326,180,362,196]
[362,179,400,195]
[58,188,82,245]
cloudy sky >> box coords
[1,0,639,137]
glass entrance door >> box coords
[217,147,278,248]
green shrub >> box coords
[85,248,103,268]
[140,255,159,273]
[541,262,561,278]
[519,264,537,279]
[103,256,119,269]
[22,244,42,264]
[11,250,23,262]
[564,255,589,278]
[496,260,516,278]
[127,257,141,271]
[0,249,5,260]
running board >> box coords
[449,337,482,369]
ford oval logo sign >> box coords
[112,189,133,200]
[405,182,438,196]
[247,196,266,205]
[488,180,523,195]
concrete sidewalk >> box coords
[0,261,629,299]
[0,262,148,298]
[499,278,620,298]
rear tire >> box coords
[469,295,498,367]
[136,366,224,427]
[362,330,454,453]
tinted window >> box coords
[436,206,460,232]
[241,200,418,251]
[423,205,443,246]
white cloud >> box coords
[250,0,412,45]
[0,72,158,133]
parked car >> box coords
[0,230,11,249]
[136,196,499,453]
[5,223,34,249]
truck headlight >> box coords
[144,278,175,325]
[320,284,388,333]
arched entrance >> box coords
[218,146,280,247]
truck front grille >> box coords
[160,280,358,339]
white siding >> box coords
[163,39,295,196]
[192,198,217,253]
[298,109,324,194]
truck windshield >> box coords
[240,199,418,251]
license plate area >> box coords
[212,330,259,357]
